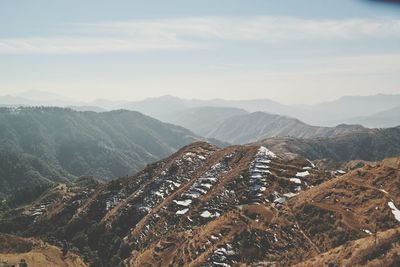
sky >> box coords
[0,0,400,104]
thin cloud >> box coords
[0,37,202,54]
[207,63,244,70]
[1,16,400,54]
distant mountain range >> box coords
[204,111,367,144]
[0,107,200,196]
[1,107,398,197]
[258,126,400,163]
[119,102,377,144]
[119,95,400,143]
[159,106,248,137]
[1,92,400,128]
[119,94,400,128]
[0,93,399,196]
[0,90,86,107]
[340,105,400,128]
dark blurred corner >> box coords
[364,0,400,4]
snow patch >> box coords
[155,191,164,198]
[283,192,298,198]
[212,262,230,267]
[296,171,309,177]
[212,162,222,170]
[289,178,302,184]
[307,160,316,168]
[173,199,192,206]
[388,201,400,222]
[274,234,278,242]
[274,197,286,204]
[201,210,220,218]
[166,180,181,187]
[201,183,213,189]
[176,208,189,215]
[363,229,372,235]
[258,146,276,158]
[184,192,201,199]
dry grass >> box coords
[294,227,400,267]
[0,234,87,267]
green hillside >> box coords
[0,107,198,195]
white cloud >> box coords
[0,37,201,54]
[265,53,400,75]
[83,16,400,41]
[1,16,400,54]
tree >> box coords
[19,259,28,267]
[62,240,69,257]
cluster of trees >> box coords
[7,184,50,208]
[0,107,198,196]
[41,218,131,267]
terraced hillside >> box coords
[294,227,400,267]
[288,158,400,253]
[0,143,399,266]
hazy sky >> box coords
[1,0,400,104]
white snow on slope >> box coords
[289,178,302,184]
[363,229,372,235]
[283,192,298,198]
[176,208,189,215]
[258,146,276,158]
[173,199,192,206]
[296,171,310,177]
[201,210,220,218]
[307,160,316,168]
[388,201,400,222]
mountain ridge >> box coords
[0,107,201,196]
[257,126,400,163]
[206,111,367,144]
[2,92,400,127]
[1,141,399,266]
[340,105,400,128]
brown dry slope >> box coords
[288,157,400,264]
[1,143,399,266]
[294,227,400,267]
[122,144,333,266]
[0,234,87,267]
[0,142,333,266]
